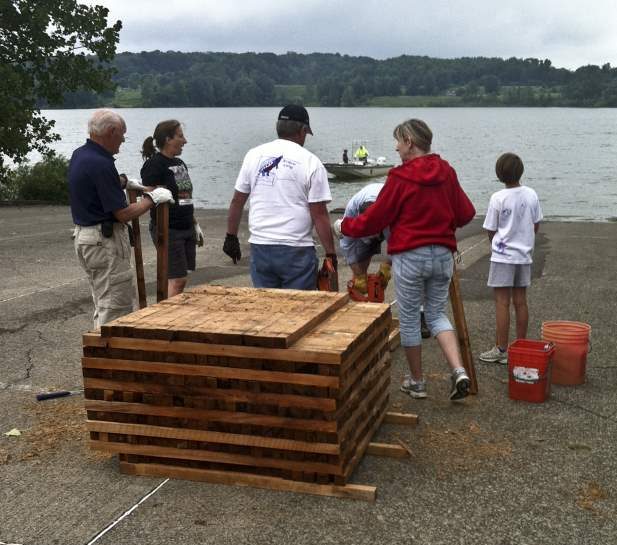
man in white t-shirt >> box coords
[223,105,337,290]
[479,152,543,364]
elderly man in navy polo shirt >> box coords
[68,109,173,327]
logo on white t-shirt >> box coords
[256,155,283,186]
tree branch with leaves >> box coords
[0,0,121,183]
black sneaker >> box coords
[449,369,470,401]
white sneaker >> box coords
[401,375,427,399]
[479,346,508,364]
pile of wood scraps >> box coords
[82,286,416,501]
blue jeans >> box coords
[392,245,454,346]
[250,244,318,290]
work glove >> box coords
[145,187,174,206]
[125,177,148,192]
[326,253,338,272]
[352,274,368,294]
[194,221,204,247]
[332,219,344,239]
[378,262,392,287]
[223,233,241,264]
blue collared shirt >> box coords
[68,139,127,226]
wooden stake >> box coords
[127,190,147,309]
[156,203,169,302]
[448,266,478,394]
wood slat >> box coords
[366,442,410,459]
[119,462,376,502]
[383,412,419,426]
[83,378,336,411]
[83,357,339,388]
[102,286,349,348]
[83,334,343,365]
[84,400,337,433]
[90,440,342,475]
[87,421,339,455]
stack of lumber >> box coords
[82,285,392,494]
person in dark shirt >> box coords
[342,149,349,164]
[141,120,203,297]
[68,109,173,327]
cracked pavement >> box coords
[0,205,615,545]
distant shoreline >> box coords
[3,202,615,224]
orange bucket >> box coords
[541,321,591,385]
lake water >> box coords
[39,107,617,221]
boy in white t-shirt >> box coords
[479,153,543,364]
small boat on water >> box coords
[324,158,394,181]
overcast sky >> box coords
[87,0,617,70]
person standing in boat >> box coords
[334,119,476,401]
[342,149,349,164]
[140,120,204,297]
[354,144,369,164]
[223,105,337,290]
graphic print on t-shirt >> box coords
[169,164,192,205]
[256,155,283,186]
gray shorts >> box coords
[150,224,196,279]
[488,262,531,288]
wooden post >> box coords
[156,203,169,302]
[127,190,147,309]
[449,266,478,394]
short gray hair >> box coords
[276,119,305,138]
[88,109,125,137]
[393,119,433,152]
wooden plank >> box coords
[83,334,343,365]
[388,326,401,351]
[156,203,169,302]
[84,400,337,433]
[83,357,340,388]
[383,412,419,426]
[87,421,339,455]
[344,393,389,480]
[90,440,342,475]
[120,462,376,502]
[83,378,337,412]
[127,189,147,309]
[449,266,478,394]
[366,442,409,459]
[104,285,349,349]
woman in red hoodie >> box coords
[335,119,476,401]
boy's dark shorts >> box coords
[487,262,531,288]
[150,224,196,279]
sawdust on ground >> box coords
[3,397,109,464]
[576,481,609,513]
[393,419,512,479]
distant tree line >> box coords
[56,51,617,108]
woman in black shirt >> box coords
[141,120,204,296]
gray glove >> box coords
[146,187,174,206]
[125,178,147,192]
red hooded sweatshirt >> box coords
[341,154,475,254]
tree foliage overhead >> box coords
[0,0,121,179]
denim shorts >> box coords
[487,262,531,287]
[250,244,318,290]
[392,245,454,347]
[340,236,382,265]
